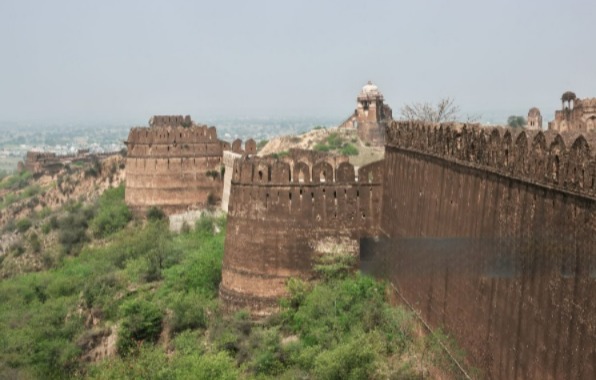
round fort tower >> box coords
[220,151,384,316]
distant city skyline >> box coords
[1,0,595,125]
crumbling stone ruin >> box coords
[549,91,596,132]
[220,150,383,316]
[21,150,114,176]
[338,81,393,146]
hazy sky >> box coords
[1,0,595,124]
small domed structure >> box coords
[359,81,382,98]
[527,107,542,130]
[549,91,596,132]
[561,91,577,102]
[352,81,392,146]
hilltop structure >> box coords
[526,107,543,129]
[549,91,596,132]
[20,150,115,176]
[124,115,256,216]
[339,81,393,146]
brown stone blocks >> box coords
[379,120,596,379]
[125,123,226,215]
[221,155,383,316]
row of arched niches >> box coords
[387,121,596,196]
[232,158,384,185]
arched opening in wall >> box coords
[334,191,337,206]
[321,170,327,183]
[553,156,560,183]
[311,192,314,203]
[258,170,263,181]
[368,172,374,183]
[298,171,305,183]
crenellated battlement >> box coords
[386,121,596,198]
[231,155,383,186]
[148,115,192,127]
[126,125,219,146]
[222,154,384,315]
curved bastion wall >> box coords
[220,153,383,316]
[125,123,227,215]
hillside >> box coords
[0,170,463,379]
[258,126,385,167]
[0,155,125,278]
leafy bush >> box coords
[313,333,379,380]
[146,206,166,221]
[0,171,32,191]
[313,143,331,152]
[169,291,208,333]
[16,218,32,233]
[117,299,163,356]
[340,143,359,156]
[58,205,95,254]
[90,184,131,238]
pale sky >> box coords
[1,0,595,124]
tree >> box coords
[400,97,461,123]
[507,115,526,128]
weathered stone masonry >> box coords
[220,153,383,316]
[125,119,226,215]
[378,121,596,379]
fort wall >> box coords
[125,124,225,215]
[374,121,596,379]
[220,156,383,316]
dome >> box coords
[561,91,577,102]
[358,80,383,100]
[362,80,379,94]
[528,107,541,117]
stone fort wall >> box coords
[125,124,226,215]
[374,121,596,379]
[220,154,383,316]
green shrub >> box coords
[326,133,343,149]
[146,206,166,221]
[313,143,330,152]
[313,333,379,380]
[29,232,41,253]
[117,299,163,356]
[0,171,32,191]
[169,291,208,333]
[90,185,131,238]
[58,207,95,254]
[16,218,32,233]
[340,143,359,156]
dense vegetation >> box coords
[0,178,464,379]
